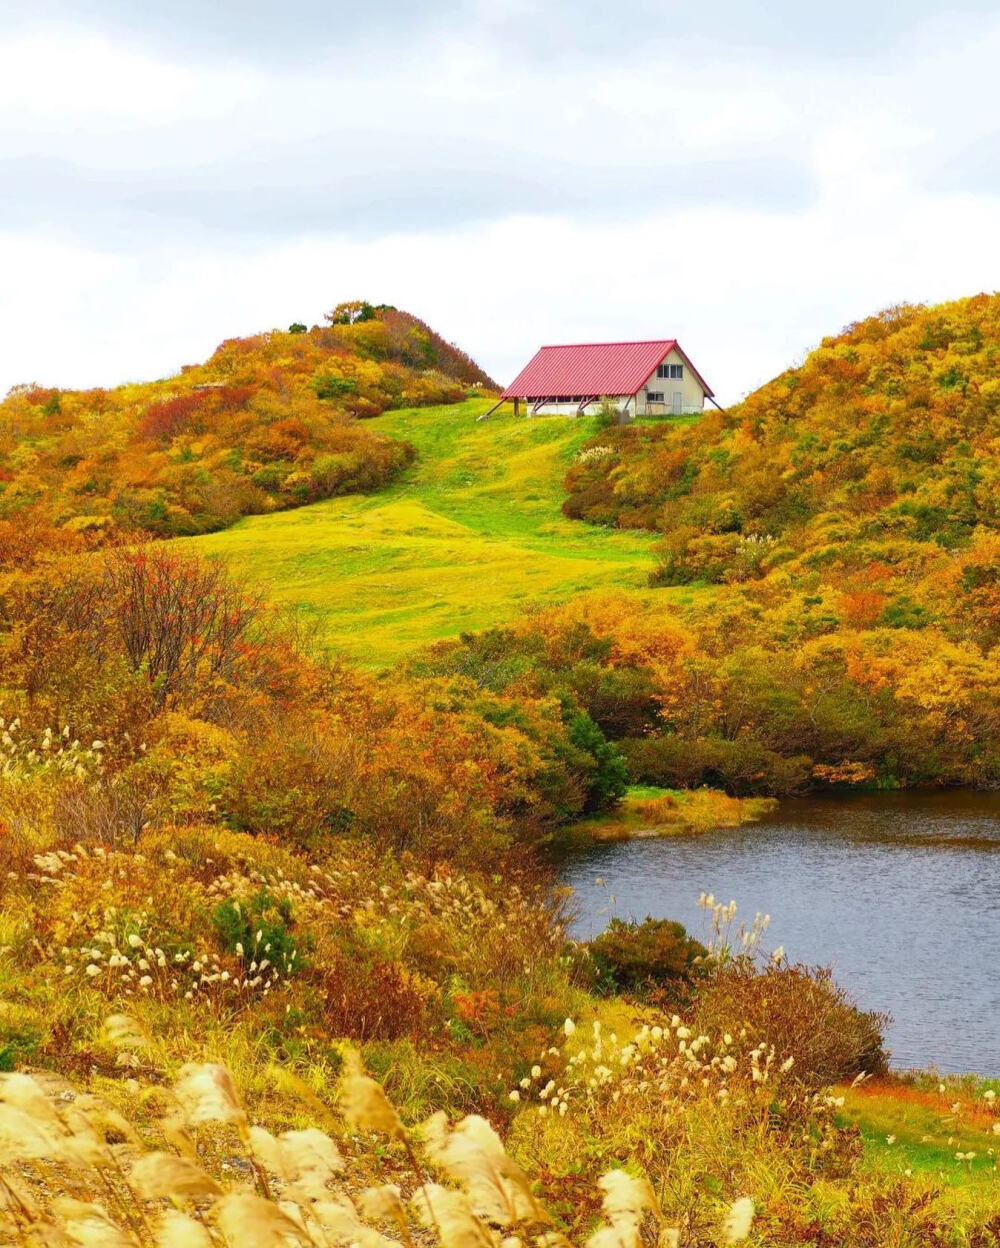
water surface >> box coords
[558,791,1000,1073]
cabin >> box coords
[498,339,714,418]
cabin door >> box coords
[672,391,683,415]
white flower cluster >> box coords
[511,1014,800,1117]
[31,846,293,1007]
[698,893,773,962]
[575,445,615,464]
[0,719,104,782]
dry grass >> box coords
[0,823,582,1118]
[4,840,1000,1243]
[0,1042,696,1248]
[3,787,1000,1244]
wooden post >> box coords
[477,396,507,421]
[514,398,520,417]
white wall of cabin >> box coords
[634,347,707,416]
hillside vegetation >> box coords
[0,302,489,547]
[191,399,657,664]
[565,295,1000,558]
[545,294,1000,795]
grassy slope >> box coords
[191,398,659,664]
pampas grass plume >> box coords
[175,1063,246,1128]
[279,1127,343,1181]
[598,1169,657,1223]
[0,1103,62,1162]
[723,1197,755,1243]
[105,1014,151,1052]
[130,1152,223,1200]
[411,1183,494,1248]
[341,1072,404,1140]
[155,1210,215,1248]
[0,1072,61,1125]
[216,1192,311,1247]
[360,1184,406,1224]
[50,1198,134,1247]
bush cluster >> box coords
[416,588,1000,797]
[553,295,1000,793]
[587,917,705,1001]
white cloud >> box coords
[2,8,1000,404]
[0,27,257,136]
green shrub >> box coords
[622,733,812,797]
[878,595,930,629]
[588,917,705,1000]
[0,1026,41,1071]
[593,397,622,430]
[211,887,309,975]
[314,374,359,400]
[650,530,776,586]
[565,711,628,813]
[251,463,286,491]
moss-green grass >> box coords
[189,399,659,665]
[840,1082,1000,1188]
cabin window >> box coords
[656,363,684,379]
[646,391,664,402]
[670,364,683,379]
[656,364,667,379]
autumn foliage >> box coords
[3,298,999,1245]
[550,295,1000,792]
[0,305,494,542]
[565,295,1000,560]
[0,544,629,872]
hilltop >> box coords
[181,296,1000,799]
[0,302,492,550]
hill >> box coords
[186,297,1000,798]
[0,302,491,549]
[190,398,658,664]
[479,294,999,795]
[565,294,1000,582]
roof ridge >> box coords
[539,338,676,349]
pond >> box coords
[557,791,1000,1074]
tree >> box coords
[325,300,378,326]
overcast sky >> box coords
[2,2,1000,404]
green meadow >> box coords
[841,1081,1000,1190]
[191,398,659,664]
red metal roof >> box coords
[502,339,713,400]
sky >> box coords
[2,1,1000,404]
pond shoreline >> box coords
[556,789,1000,1074]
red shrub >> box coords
[136,392,206,442]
